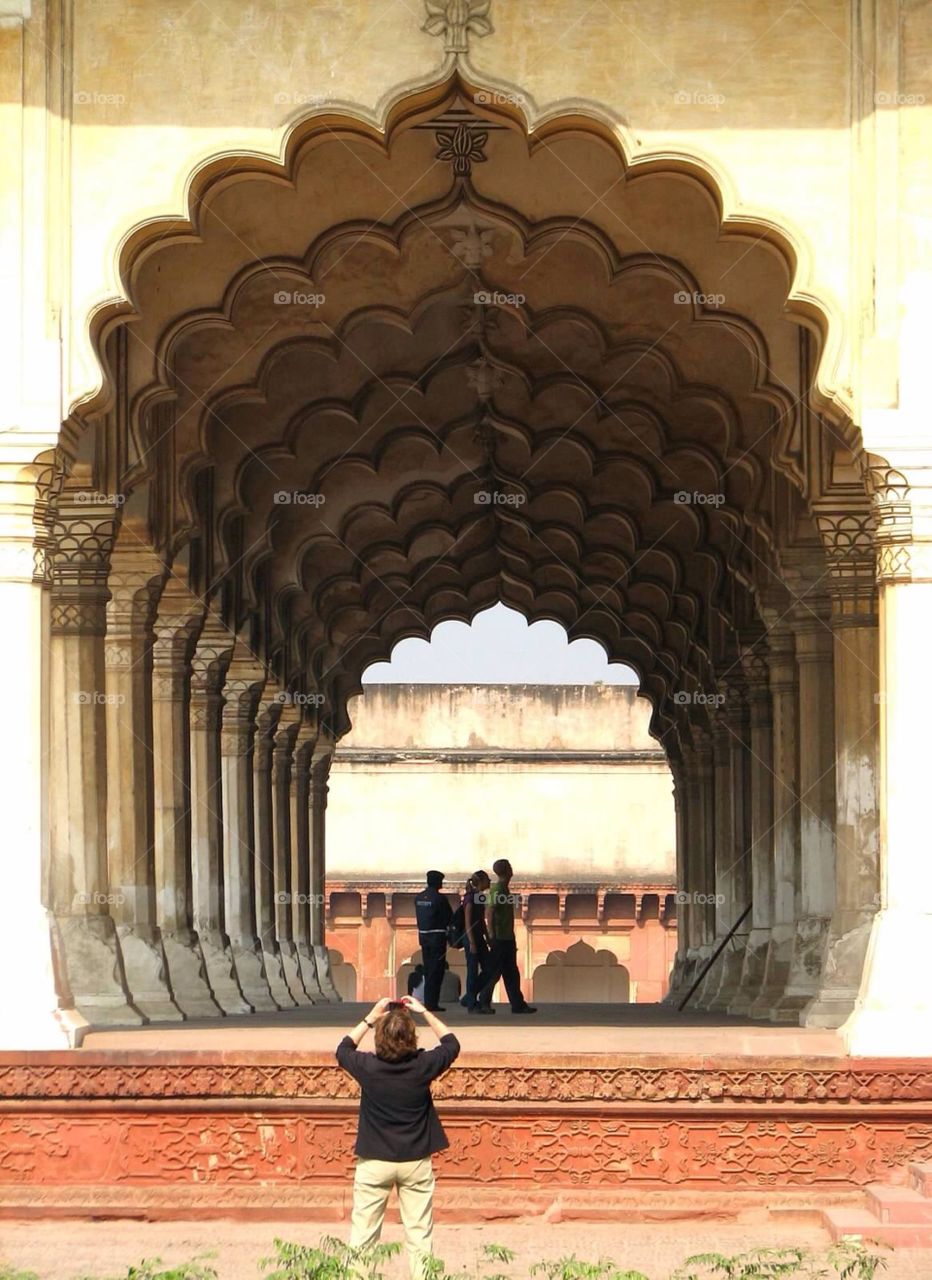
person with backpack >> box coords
[459,870,491,1012]
[414,870,453,1012]
[476,858,537,1014]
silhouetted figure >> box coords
[477,858,537,1014]
[462,869,491,1012]
[414,870,453,1011]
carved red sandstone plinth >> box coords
[1,1052,931,1218]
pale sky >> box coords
[361,603,638,685]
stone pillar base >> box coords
[727,927,770,1016]
[280,941,314,1005]
[803,909,875,1028]
[842,908,932,1055]
[703,939,747,1013]
[160,930,224,1019]
[230,942,279,1012]
[681,944,714,1009]
[116,927,184,1022]
[661,954,686,1004]
[198,932,252,1015]
[296,944,327,1002]
[748,925,795,1020]
[314,945,341,1002]
[773,915,831,1021]
[53,916,144,1026]
[261,949,298,1009]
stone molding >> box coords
[2,1054,932,1105]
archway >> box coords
[532,942,631,1004]
[23,75,883,1043]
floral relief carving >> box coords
[423,0,493,55]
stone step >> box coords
[909,1162,932,1198]
[823,1206,932,1248]
[866,1183,932,1224]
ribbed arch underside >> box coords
[80,78,842,748]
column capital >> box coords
[867,451,932,584]
[105,546,167,669]
[220,656,266,757]
[48,500,119,634]
[740,637,772,728]
[152,582,204,701]
[814,508,878,625]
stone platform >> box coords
[2,1006,931,1220]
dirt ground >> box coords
[2,1218,931,1280]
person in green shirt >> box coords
[476,859,537,1014]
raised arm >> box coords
[402,994,449,1040]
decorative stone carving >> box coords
[422,0,493,55]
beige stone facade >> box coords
[324,684,677,1002]
[1,0,930,1052]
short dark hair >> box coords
[374,1006,418,1062]
[492,858,511,878]
[426,870,444,887]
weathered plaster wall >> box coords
[327,684,675,881]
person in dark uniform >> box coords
[415,870,453,1012]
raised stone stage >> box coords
[2,1006,931,1221]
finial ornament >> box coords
[423,0,493,55]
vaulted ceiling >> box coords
[73,77,857,744]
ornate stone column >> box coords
[151,582,221,1018]
[663,755,687,1001]
[104,540,181,1021]
[190,618,249,1014]
[843,456,932,1053]
[750,619,800,1021]
[778,597,837,1018]
[0,457,73,1045]
[728,643,774,1016]
[705,673,753,1012]
[692,715,735,1009]
[695,729,716,951]
[220,657,278,1011]
[675,744,701,993]
[271,704,313,1003]
[806,513,880,1027]
[47,501,140,1025]
[309,736,340,1001]
[291,721,326,1001]
[252,696,295,1008]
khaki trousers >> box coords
[349,1156,435,1279]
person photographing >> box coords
[336,995,460,1278]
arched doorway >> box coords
[12,74,895,1049]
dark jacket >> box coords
[415,885,453,939]
[336,1033,461,1160]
